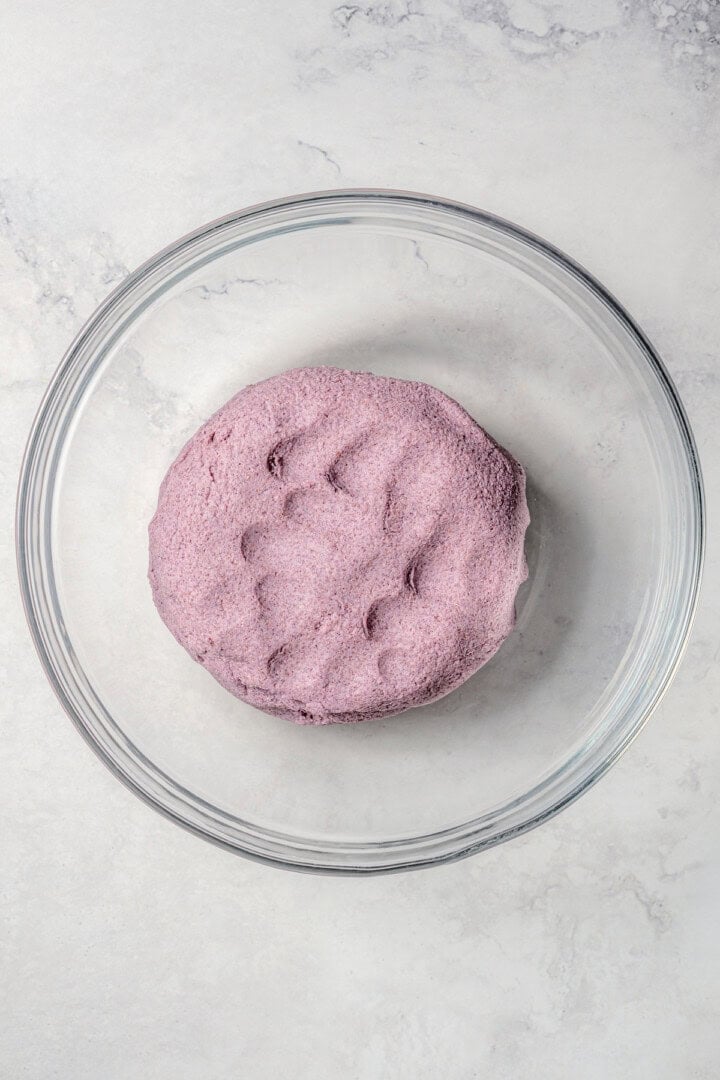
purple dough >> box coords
[149,366,529,724]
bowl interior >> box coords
[25,194,701,869]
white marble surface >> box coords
[1,1,719,1076]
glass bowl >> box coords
[16,190,704,873]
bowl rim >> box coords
[16,188,706,874]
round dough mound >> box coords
[149,367,529,724]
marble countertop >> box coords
[2,2,718,1076]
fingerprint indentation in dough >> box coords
[266,433,301,480]
[239,523,268,562]
[362,595,397,641]
[282,487,323,525]
[267,642,290,678]
[382,482,403,535]
[265,632,313,685]
[324,435,371,495]
[404,558,419,596]
[325,462,349,494]
[377,648,410,684]
[324,428,399,498]
[254,574,275,612]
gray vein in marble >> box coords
[615,873,673,933]
[658,857,705,882]
[646,0,720,67]
[192,276,283,300]
[459,0,604,56]
[0,182,130,330]
[0,185,77,321]
[297,139,343,175]
[290,0,720,92]
[104,350,201,436]
[411,240,429,269]
[332,1,424,31]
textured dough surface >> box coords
[149,366,529,724]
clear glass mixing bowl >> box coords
[16,191,704,873]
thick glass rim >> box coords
[16,189,705,874]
